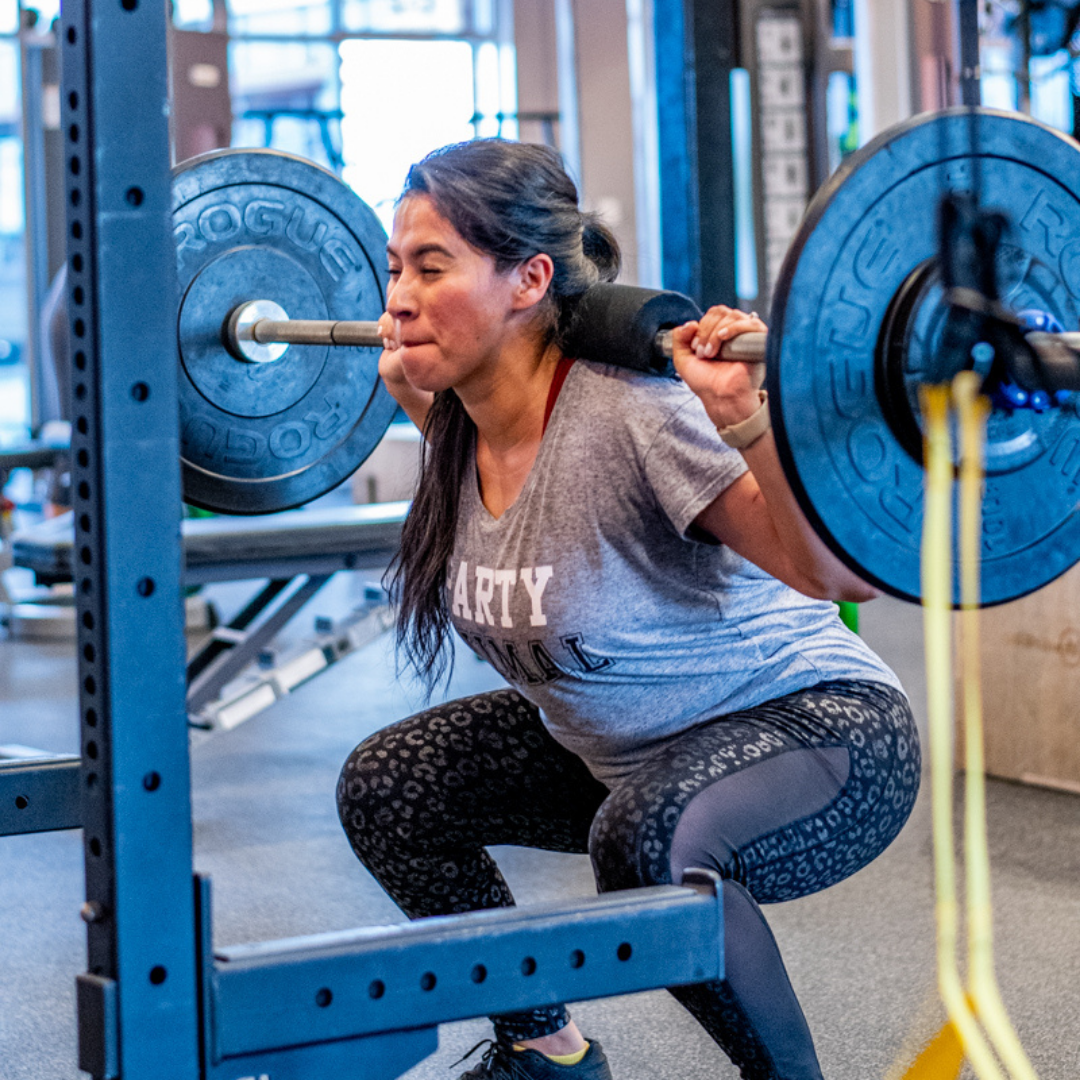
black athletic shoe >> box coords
[454,1038,614,1080]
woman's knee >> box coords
[337,688,547,860]
[336,713,448,860]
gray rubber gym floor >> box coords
[3,576,1080,1080]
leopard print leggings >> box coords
[337,680,919,1080]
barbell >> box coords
[224,295,1076,377]
[171,108,1080,606]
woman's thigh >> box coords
[337,686,609,857]
[589,681,920,903]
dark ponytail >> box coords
[386,139,621,691]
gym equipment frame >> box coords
[42,4,725,1080]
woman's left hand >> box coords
[670,306,768,430]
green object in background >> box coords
[836,601,859,634]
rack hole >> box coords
[72,253,83,272]
[71,221,82,239]
[121,0,139,9]
[83,643,95,662]
[86,741,98,760]
[89,837,101,856]
[616,943,633,962]
[82,612,94,630]
[73,286,84,305]
[77,449,89,467]
[66,25,76,43]
[69,90,78,109]
[368,979,385,999]
[86,772,97,789]
[70,189,80,207]
[137,577,155,598]
[77,481,90,499]
[521,957,537,976]
[143,772,161,792]
[74,351,86,371]
[73,318,85,338]
[125,186,144,206]
[315,987,332,1008]
[131,382,149,402]
[85,707,97,726]
[470,964,487,984]
[77,417,88,435]
[69,123,79,143]
[569,950,585,969]
[69,156,80,176]
[420,972,437,991]
[79,514,90,532]
[83,675,96,695]
[74,383,86,400]
[80,577,92,594]
[149,966,167,985]
[80,546,92,565]
[15,795,28,810]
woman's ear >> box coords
[511,253,555,311]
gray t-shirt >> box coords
[449,361,903,785]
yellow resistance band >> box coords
[953,374,1038,1080]
[916,377,1038,1080]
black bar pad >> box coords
[563,283,702,376]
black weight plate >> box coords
[767,108,1080,606]
[173,149,398,515]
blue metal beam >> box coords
[652,0,738,306]
[208,879,723,1065]
[62,0,200,1075]
[0,756,81,835]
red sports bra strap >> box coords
[543,356,576,434]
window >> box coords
[340,38,477,229]
[341,0,466,35]
[226,0,516,230]
[0,36,26,442]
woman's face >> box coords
[385,194,524,394]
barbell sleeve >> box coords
[250,318,384,349]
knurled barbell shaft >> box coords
[252,318,770,362]
[232,302,771,365]
[233,305,1080,377]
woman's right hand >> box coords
[377,312,435,432]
